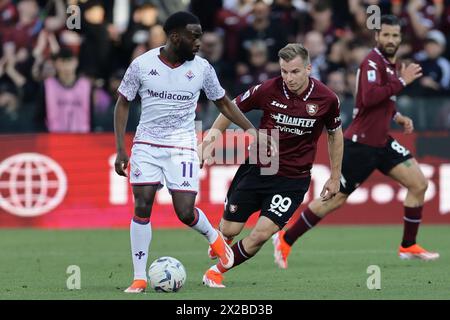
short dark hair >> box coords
[163,11,200,35]
[377,14,401,32]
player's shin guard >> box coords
[130,216,152,280]
[284,207,322,246]
[401,206,422,248]
[188,207,218,243]
[217,240,253,273]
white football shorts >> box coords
[129,142,199,193]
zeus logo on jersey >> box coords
[271,113,316,127]
[271,100,288,109]
[147,90,194,101]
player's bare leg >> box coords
[309,192,349,218]
[272,192,348,269]
[208,218,244,259]
[172,192,234,268]
[388,159,439,260]
[125,185,159,293]
[203,216,279,288]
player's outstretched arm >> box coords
[198,96,254,167]
[320,127,344,201]
[213,95,255,132]
[198,113,231,167]
[211,95,277,155]
[114,95,130,177]
[204,92,257,147]
[203,113,232,146]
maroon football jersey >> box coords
[234,76,341,178]
[344,48,406,147]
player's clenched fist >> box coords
[115,150,129,177]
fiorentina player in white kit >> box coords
[114,12,264,293]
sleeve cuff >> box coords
[118,90,133,102]
[398,77,407,87]
[327,124,342,133]
[208,89,226,102]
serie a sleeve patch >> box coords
[367,70,377,82]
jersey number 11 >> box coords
[181,161,193,178]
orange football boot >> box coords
[208,237,233,260]
[209,230,234,269]
[398,244,440,261]
[272,230,291,269]
[202,268,225,288]
[124,279,147,293]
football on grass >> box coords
[148,256,187,292]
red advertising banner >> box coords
[0,133,449,228]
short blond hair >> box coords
[278,43,310,66]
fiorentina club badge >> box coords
[133,167,142,177]
[185,70,195,81]
[306,103,318,116]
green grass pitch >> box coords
[0,226,449,300]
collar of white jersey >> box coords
[156,46,193,68]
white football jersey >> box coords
[118,47,225,149]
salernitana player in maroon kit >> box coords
[272,15,439,269]
[199,43,344,287]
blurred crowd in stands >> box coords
[0,0,449,133]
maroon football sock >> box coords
[284,207,322,246]
[217,240,253,273]
[401,206,423,248]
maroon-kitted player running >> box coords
[199,43,344,288]
[272,15,439,270]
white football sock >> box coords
[190,208,218,244]
[130,218,152,281]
